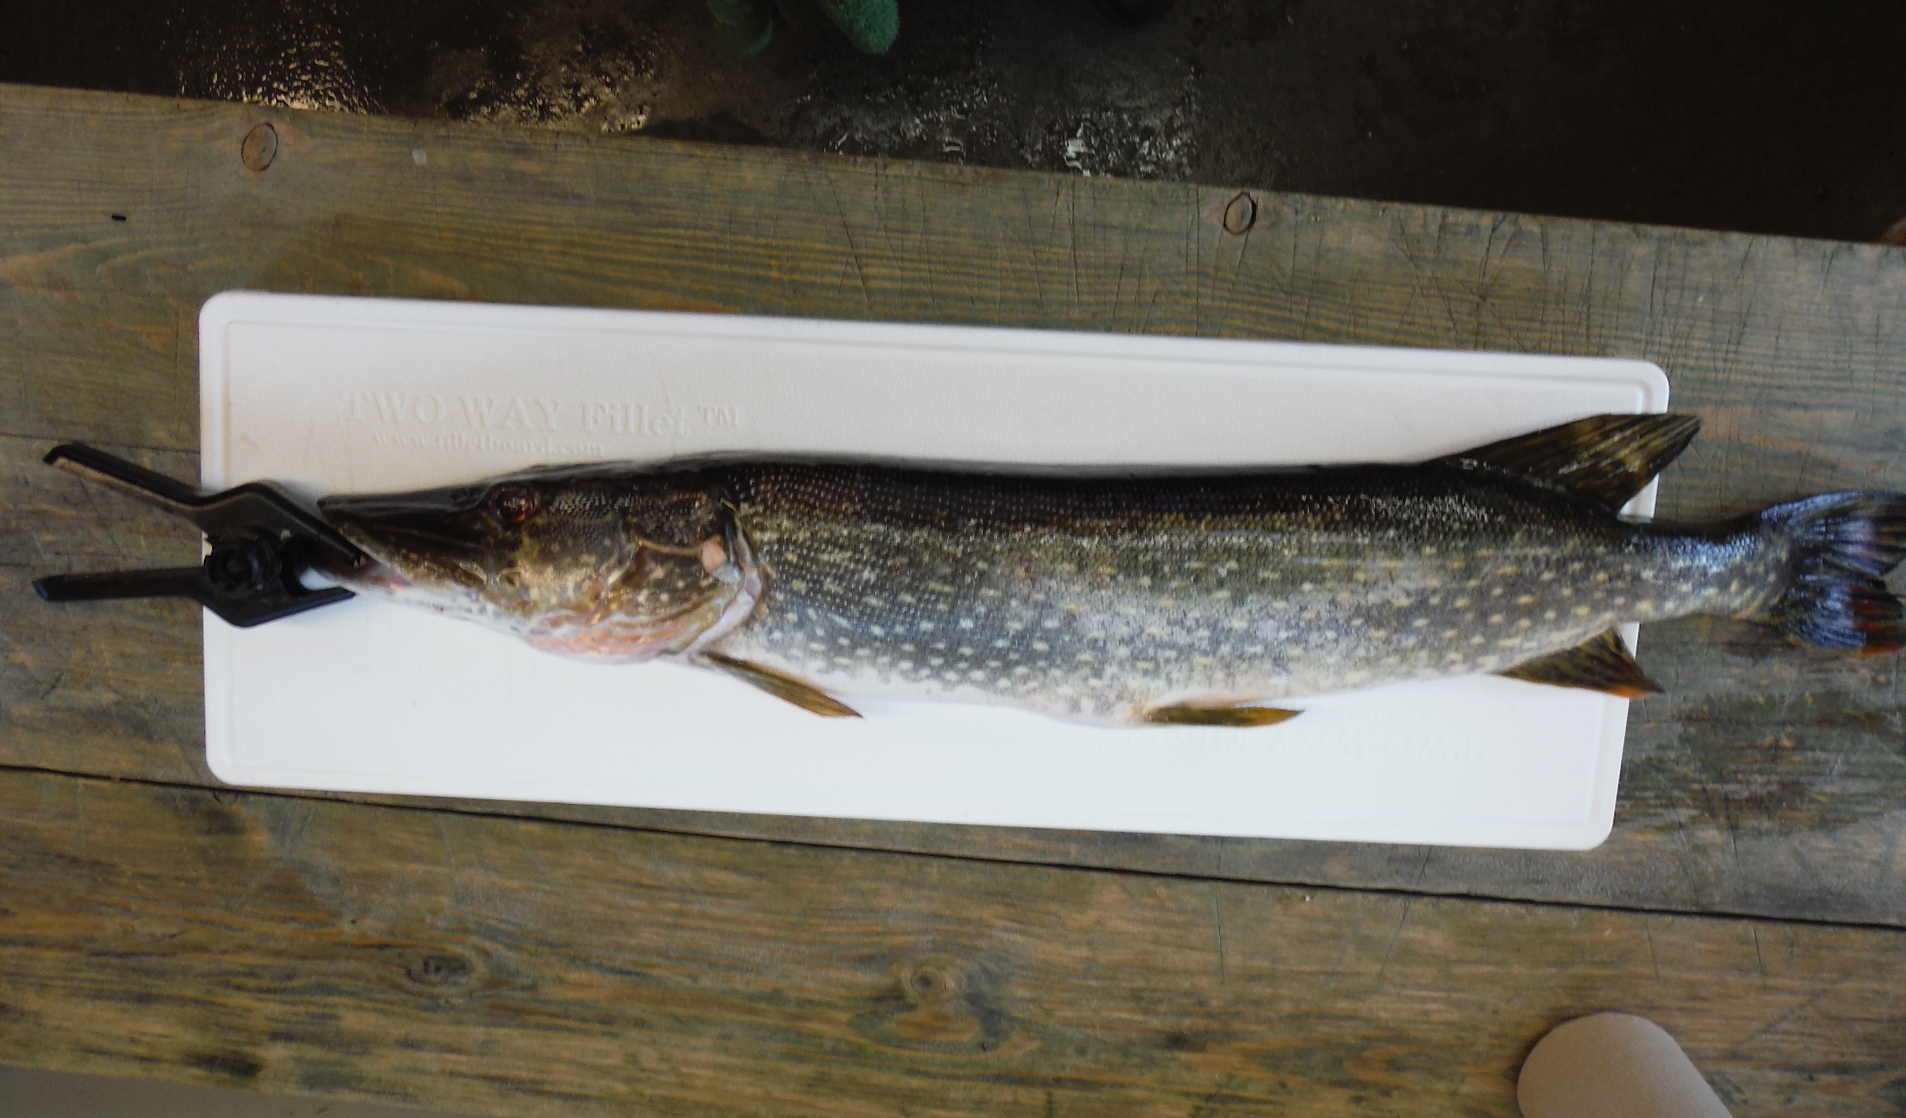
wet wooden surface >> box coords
[4,767,1906,1118]
[3,82,1905,1114]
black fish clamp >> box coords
[33,444,364,627]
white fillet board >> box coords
[201,291,1669,849]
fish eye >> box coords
[489,486,540,526]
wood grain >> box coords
[2,767,1904,1118]
[0,287,192,449]
[3,79,1906,930]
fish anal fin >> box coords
[1444,414,1701,510]
[1143,703,1302,728]
[1498,630,1661,698]
[700,653,861,717]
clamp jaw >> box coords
[33,444,363,627]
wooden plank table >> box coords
[2,82,1904,1116]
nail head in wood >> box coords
[1222,191,1257,235]
[241,123,279,172]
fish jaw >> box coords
[318,485,510,621]
[522,593,737,661]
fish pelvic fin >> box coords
[1143,703,1302,727]
[699,653,862,717]
[1498,629,1662,698]
[1443,413,1702,510]
[1751,491,1906,655]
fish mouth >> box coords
[319,487,486,538]
[326,552,416,593]
[317,489,493,593]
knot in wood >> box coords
[900,960,960,1005]
[405,950,473,988]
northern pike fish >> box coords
[317,415,1906,727]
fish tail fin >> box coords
[1752,491,1906,654]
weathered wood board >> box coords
[4,82,1904,927]
[3,767,1905,1118]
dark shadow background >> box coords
[3,0,1904,242]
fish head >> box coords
[318,467,756,661]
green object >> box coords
[812,0,899,52]
[707,0,774,55]
[710,0,897,56]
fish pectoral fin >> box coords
[1143,703,1302,728]
[698,653,862,718]
[1497,629,1662,698]
[1442,413,1701,510]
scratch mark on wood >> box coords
[1210,886,1228,981]
[1376,900,1412,983]
[821,166,874,315]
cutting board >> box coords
[200,292,1668,848]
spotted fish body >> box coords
[318,415,1906,727]
[711,463,1778,723]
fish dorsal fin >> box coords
[1442,414,1701,509]
[699,653,861,717]
[1143,703,1302,727]
[1498,630,1661,698]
